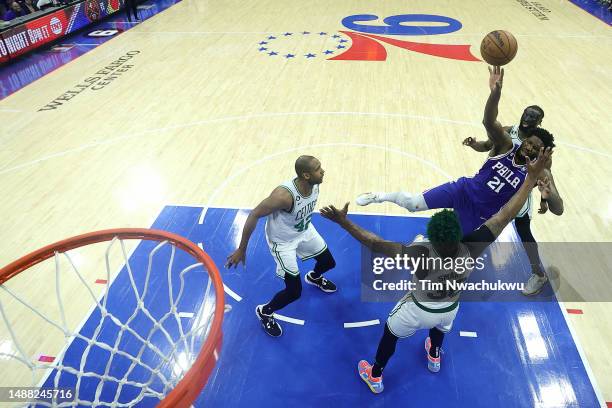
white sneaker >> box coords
[522,273,548,296]
[356,192,382,206]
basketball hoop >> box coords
[0,229,224,407]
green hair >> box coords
[426,209,463,245]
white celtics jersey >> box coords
[410,239,474,309]
[265,179,319,242]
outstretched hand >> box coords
[537,176,553,200]
[462,137,477,147]
[225,248,246,268]
[527,147,553,179]
[320,202,349,224]
[463,137,476,147]
[488,66,504,92]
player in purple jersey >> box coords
[355,67,557,236]
[462,67,564,295]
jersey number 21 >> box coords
[487,176,505,193]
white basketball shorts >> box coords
[266,225,327,278]
[387,293,459,338]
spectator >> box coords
[126,0,138,22]
[36,0,61,10]
[22,0,38,13]
[2,1,27,20]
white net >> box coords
[0,235,221,407]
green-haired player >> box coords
[320,147,552,394]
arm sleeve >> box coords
[462,225,496,258]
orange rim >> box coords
[0,228,225,408]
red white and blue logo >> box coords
[257,14,480,62]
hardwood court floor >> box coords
[1,0,611,404]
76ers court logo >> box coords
[257,13,480,62]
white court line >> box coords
[130,31,612,40]
[196,241,243,301]
[132,31,288,35]
[344,319,380,328]
[450,32,612,40]
[198,141,454,224]
[459,331,478,338]
[555,141,612,159]
[274,314,305,325]
[223,284,242,302]
[2,111,610,176]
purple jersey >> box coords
[423,144,527,234]
[464,143,527,215]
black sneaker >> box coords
[304,271,337,293]
[256,305,282,337]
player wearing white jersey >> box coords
[462,68,563,296]
[226,156,337,337]
[321,147,553,394]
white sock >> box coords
[377,192,428,212]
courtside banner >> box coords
[0,0,126,63]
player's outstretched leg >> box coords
[355,192,428,212]
[304,249,337,293]
[425,327,445,373]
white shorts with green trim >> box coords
[266,225,327,279]
[386,293,459,338]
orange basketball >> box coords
[480,30,518,66]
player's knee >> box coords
[328,255,336,270]
[315,249,335,271]
[285,274,302,301]
[398,192,427,212]
[288,284,302,301]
